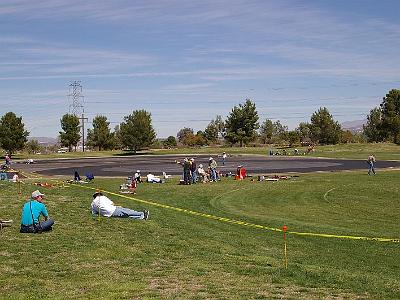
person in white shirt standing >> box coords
[91,192,149,220]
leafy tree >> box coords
[204,121,218,143]
[112,125,123,150]
[59,114,80,152]
[363,107,384,142]
[86,115,114,151]
[379,89,400,144]
[25,139,42,154]
[119,110,156,153]
[296,122,311,139]
[214,115,226,138]
[194,131,208,146]
[271,120,288,143]
[340,130,358,144]
[225,99,259,146]
[177,127,194,145]
[309,107,341,145]
[0,112,29,156]
[259,119,273,144]
[163,136,177,148]
[287,130,300,147]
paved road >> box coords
[15,155,400,178]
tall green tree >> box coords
[112,125,123,150]
[259,119,273,144]
[309,107,341,145]
[0,112,29,156]
[119,110,156,153]
[86,115,114,151]
[214,115,226,138]
[204,120,218,143]
[379,89,400,144]
[271,120,288,143]
[163,136,177,148]
[363,107,384,142]
[176,127,194,145]
[225,99,259,146]
[287,130,300,147]
[204,115,226,144]
[59,114,80,152]
[296,122,311,139]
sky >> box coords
[0,0,399,138]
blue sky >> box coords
[1,0,399,138]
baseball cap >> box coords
[31,190,45,198]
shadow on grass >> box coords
[114,151,155,156]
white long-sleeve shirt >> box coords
[91,195,116,217]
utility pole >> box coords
[68,81,87,151]
[79,113,89,152]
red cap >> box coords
[282,225,288,232]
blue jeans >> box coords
[210,169,217,181]
[368,163,376,175]
[112,207,144,219]
[20,218,54,233]
[191,171,198,183]
[40,219,54,231]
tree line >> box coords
[0,88,399,155]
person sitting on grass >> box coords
[74,171,81,182]
[91,192,149,220]
[85,172,95,182]
[20,190,54,233]
[197,164,208,183]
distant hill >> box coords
[341,119,367,133]
[28,137,58,146]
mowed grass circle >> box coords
[205,174,399,238]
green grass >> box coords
[11,142,400,161]
[1,170,399,299]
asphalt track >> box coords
[15,154,400,178]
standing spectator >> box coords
[176,158,191,184]
[367,154,376,175]
[20,190,54,233]
[208,157,218,182]
[222,152,227,166]
[5,155,11,167]
[190,158,197,184]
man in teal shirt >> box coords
[20,190,54,233]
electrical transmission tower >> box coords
[68,81,88,151]
[68,81,84,116]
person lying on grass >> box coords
[91,192,149,220]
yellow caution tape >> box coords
[72,183,400,244]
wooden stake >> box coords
[283,225,288,269]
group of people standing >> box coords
[176,157,220,184]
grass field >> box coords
[1,170,399,299]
